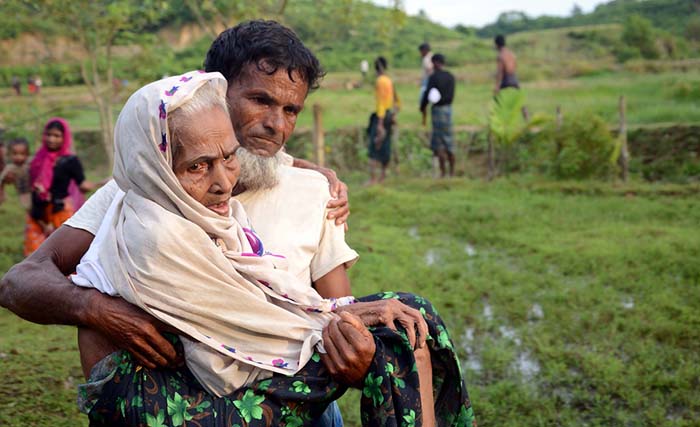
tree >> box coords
[23,1,170,164]
[571,4,583,17]
[182,0,286,39]
[686,15,700,41]
[621,14,659,59]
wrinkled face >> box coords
[172,107,240,216]
[226,63,308,157]
[44,127,64,151]
[10,144,29,166]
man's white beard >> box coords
[236,146,284,191]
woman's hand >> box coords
[336,299,428,350]
[320,311,375,387]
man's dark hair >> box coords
[432,53,446,65]
[374,56,388,72]
[418,42,430,52]
[204,20,325,91]
[495,34,506,48]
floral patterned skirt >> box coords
[86,292,475,427]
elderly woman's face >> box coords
[172,106,240,216]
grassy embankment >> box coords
[2,177,699,426]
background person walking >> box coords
[494,34,520,95]
[367,56,400,184]
[420,54,456,178]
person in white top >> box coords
[418,42,434,104]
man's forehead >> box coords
[234,62,306,89]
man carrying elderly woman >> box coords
[0,21,475,427]
[74,69,474,426]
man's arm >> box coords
[1,225,94,324]
[313,264,351,299]
[0,225,178,369]
[292,157,349,226]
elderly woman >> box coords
[74,72,474,427]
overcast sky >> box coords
[373,0,608,28]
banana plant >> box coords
[488,89,548,175]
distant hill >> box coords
[477,0,699,38]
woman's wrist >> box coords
[331,296,357,311]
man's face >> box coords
[226,63,308,158]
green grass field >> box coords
[1,177,699,426]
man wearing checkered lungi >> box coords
[420,53,456,177]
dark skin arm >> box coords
[0,225,179,369]
[313,264,352,299]
[292,157,350,227]
[0,226,419,388]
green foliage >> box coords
[283,0,470,71]
[0,63,84,87]
[670,80,700,101]
[687,15,700,41]
[628,125,700,183]
[489,89,527,148]
[477,0,698,38]
[621,14,659,60]
[531,113,619,180]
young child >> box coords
[0,138,32,210]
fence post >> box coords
[312,103,325,168]
[556,105,563,130]
[618,96,629,182]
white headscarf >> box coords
[97,71,337,396]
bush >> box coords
[669,81,700,101]
[529,113,619,180]
[621,15,660,60]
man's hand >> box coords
[421,111,427,127]
[374,122,386,147]
[320,312,375,387]
[336,299,428,350]
[323,170,349,228]
[86,292,180,369]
